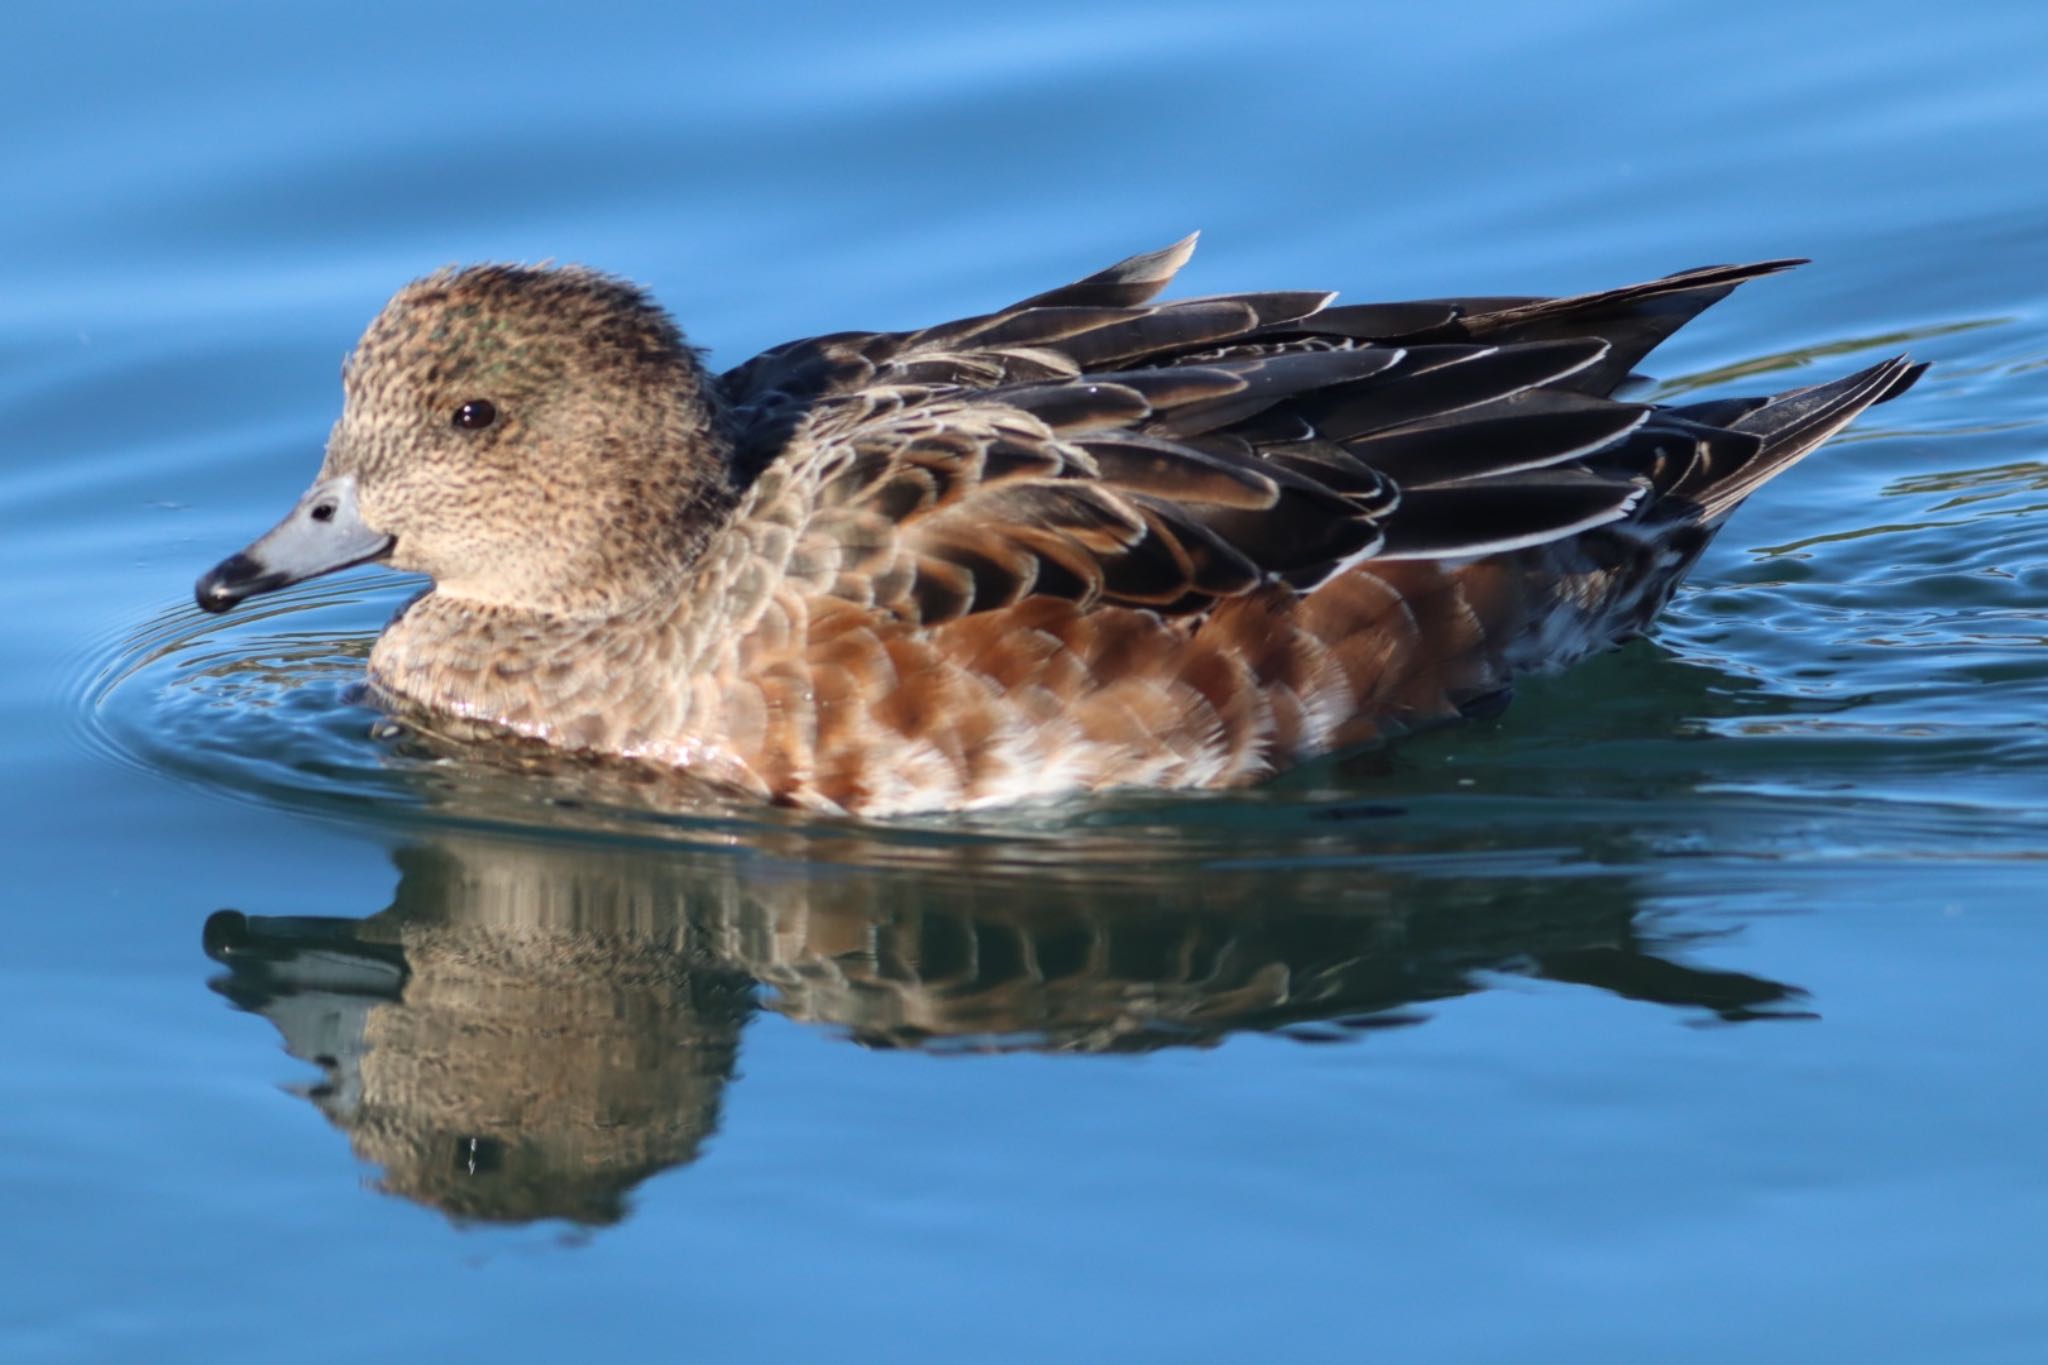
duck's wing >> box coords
[715,240,1909,629]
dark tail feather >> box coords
[1872,359,1931,405]
[1683,356,1925,522]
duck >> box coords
[195,236,1923,816]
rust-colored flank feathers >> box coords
[197,237,1924,815]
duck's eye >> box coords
[452,399,497,431]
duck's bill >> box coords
[194,474,394,614]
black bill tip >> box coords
[195,553,286,614]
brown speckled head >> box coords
[324,265,735,616]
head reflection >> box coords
[204,840,754,1226]
[205,831,1804,1227]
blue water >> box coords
[6,1,2048,1360]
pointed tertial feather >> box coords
[886,354,1015,387]
[1103,367,1255,410]
[986,366,1256,434]
[1267,300,1460,340]
[908,305,1159,355]
[1296,338,1609,442]
[1450,260,1807,396]
[1172,291,1337,332]
[990,381,1158,433]
[1052,300,1265,369]
[1142,347,1409,439]
[1012,234,1201,309]
[1373,474,1643,560]
[1342,399,1651,488]
[1457,261,1807,333]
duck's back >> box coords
[668,241,1921,813]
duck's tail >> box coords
[1458,353,1927,681]
[1657,355,1927,524]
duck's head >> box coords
[196,265,733,618]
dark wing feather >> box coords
[1012,233,1201,308]
[1395,260,1809,394]
[1374,475,1644,561]
[719,240,1919,629]
[1345,401,1652,487]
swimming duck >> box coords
[195,237,1922,815]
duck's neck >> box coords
[365,585,722,756]
[362,457,781,789]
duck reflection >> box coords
[204,831,1803,1226]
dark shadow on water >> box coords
[201,830,1807,1229]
